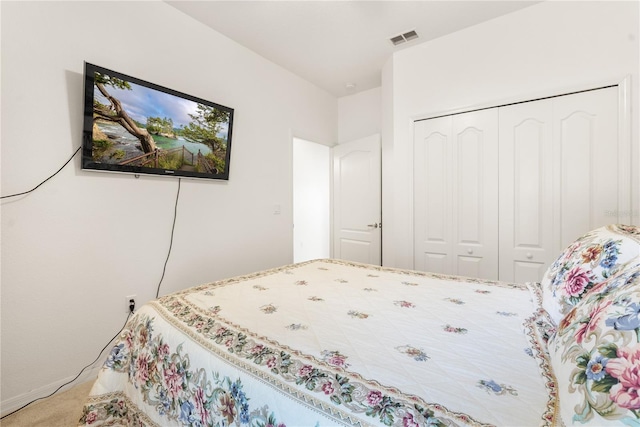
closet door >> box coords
[499,100,554,283]
[414,116,453,274]
[414,109,499,279]
[552,87,625,250]
[499,86,626,283]
[452,110,499,280]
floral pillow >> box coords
[548,264,640,425]
[541,224,640,325]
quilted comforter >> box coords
[80,259,555,426]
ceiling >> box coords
[166,1,540,97]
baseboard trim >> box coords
[0,365,101,417]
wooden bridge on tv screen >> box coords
[119,146,218,174]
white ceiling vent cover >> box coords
[390,30,419,46]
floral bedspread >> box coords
[80,259,556,426]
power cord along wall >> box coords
[1,148,183,419]
[0,146,81,199]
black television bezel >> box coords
[82,62,234,180]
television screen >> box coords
[82,62,234,180]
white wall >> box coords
[293,138,331,262]
[382,0,640,269]
[0,1,336,411]
[337,87,381,144]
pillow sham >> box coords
[548,264,640,425]
[541,224,640,325]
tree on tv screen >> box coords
[181,103,230,158]
[93,73,157,153]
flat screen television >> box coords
[82,62,234,180]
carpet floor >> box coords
[1,380,93,427]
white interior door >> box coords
[332,134,381,265]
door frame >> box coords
[292,137,331,263]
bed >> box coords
[80,224,640,427]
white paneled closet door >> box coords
[414,109,499,279]
[553,87,624,249]
[414,116,453,274]
[499,86,626,283]
[498,99,554,283]
[415,85,627,283]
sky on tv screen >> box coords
[94,76,229,139]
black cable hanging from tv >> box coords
[0,146,82,199]
[155,177,181,299]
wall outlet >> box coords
[126,295,137,313]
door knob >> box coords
[367,222,381,229]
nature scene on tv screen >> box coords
[91,71,231,175]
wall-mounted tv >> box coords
[82,62,234,180]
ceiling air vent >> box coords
[390,30,419,46]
